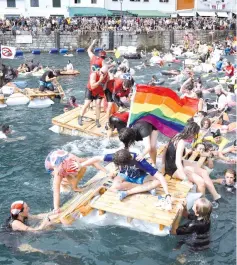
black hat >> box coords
[211,129,221,138]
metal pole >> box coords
[120,0,123,27]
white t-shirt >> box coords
[217,94,228,110]
[66,63,73,71]
[0,132,7,139]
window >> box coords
[112,0,118,1]
[130,0,141,2]
[91,0,97,3]
[74,0,81,3]
[159,0,169,2]
[52,0,61,7]
[144,0,149,2]
[31,0,39,7]
[7,0,16,7]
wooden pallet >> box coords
[60,70,80,75]
[52,105,116,137]
[25,80,65,100]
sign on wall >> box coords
[176,0,195,11]
[16,35,33,44]
[197,0,232,10]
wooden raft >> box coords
[52,162,192,231]
[52,105,115,137]
[25,80,65,100]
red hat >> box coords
[99,50,107,57]
[11,201,24,215]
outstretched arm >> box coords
[87,39,97,60]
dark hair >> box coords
[2,124,10,133]
[119,128,136,149]
[198,111,207,117]
[224,168,236,182]
[69,96,76,103]
[152,75,157,81]
[123,79,132,89]
[113,149,132,167]
[172,120,200,142]
[228,84,234,93]
[201,117,211,129]
[196,90,203,99]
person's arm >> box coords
[80,156,104,167]
[87,39,97,60]
[154,171,169,196]
[11,218,51,232]
[52,168,61,212]
[136,136,152,161]
[180,77,191,93]
[90,73,104,89]
[212,178,223,184]
[45,74,56,82]
[198,98,203,112]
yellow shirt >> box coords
[204,136,229,151]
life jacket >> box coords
[113,78,123,93]
[87,71,108,97]
[113,112,129,123]
[90,55,104,68]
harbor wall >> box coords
[0,30,234,52]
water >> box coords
[0,53,236,265]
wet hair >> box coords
[172,120,200,142]
[119,128,136,149]
[234,140,236,146]
[194,142,206,151]
[196,90,203,99]
[123,79,132,89]
[204,142,214,151]
[201,117,211,129]
[2,124,10,133]
[195,198,212,222]
[198,111,207,117]
[113,149,132,167]
[69,96,76,103]
[152,75,157,81]
[227,84,234,93]
[224,169,236,182]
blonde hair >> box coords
[195,198,212,221]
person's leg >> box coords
[78,99,92,125]
[149,130,159,164]
[39,85,46,92]
[95,98,102,127]
[110,175,137,192]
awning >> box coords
[128,10,170,17]
[178,12,195,17]
[216,12,229,17]
[198,11,216,17]
[68,7,113,17]
[171,13,178,18]
[109,10,133,16]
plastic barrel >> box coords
[49,48,59,54]
[60,48,68,54]
[32,49,40,55]
[13,81,27,89]
[76,48,85,52]
[94,47,102,53]
[15,50,24,57]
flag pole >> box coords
[126,84,136,128]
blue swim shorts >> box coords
[118,173,147,184]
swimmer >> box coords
[44,150,106,213]
[0,124,11,139]
[171,198,212,251]
[163,120,221,201]
[80,149,172,209]
[213,169,236,192]
[6,201,54,232]
[218,140,237,163]
[63,96,78,112]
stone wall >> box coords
[0,30,235,52]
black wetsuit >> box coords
[132,121,157,141]
[165,141,179,176]
[176,213,211,251]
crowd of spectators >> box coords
[0,16,236,35]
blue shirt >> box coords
[103,152,158,178]
[216,61,223,71]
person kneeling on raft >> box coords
[45,150,106,214]
[107,111,129,138]
[80,149,172,209]
[6,200,57,232]
[39,70,57,92]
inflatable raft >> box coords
[60,70,80,75]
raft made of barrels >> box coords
[51,105,115,137]
[52,162,193,234]
[49,48,59,54]
[60,70,80,75]
[32,49,40,55]
[15,50,23,57]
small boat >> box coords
[60,70,80,76]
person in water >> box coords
[204,129,229,151]
[64,96,78,112]
[80,149,172,208]
[6,201,53,232]
[78,65,109,128]
[171,198,212,251]
[0,124,11,139]
[45,150,106,213]
[39,70,57,92]
[213,169,236,192]
[66,60,74,71]
[163,120,221,202]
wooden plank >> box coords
[188,151,200,162]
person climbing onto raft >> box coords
[44,150,106,213]
[78,65,109,128]
[80,149,172,209]
[39,70,57,92]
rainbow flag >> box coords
[128,84,199,138]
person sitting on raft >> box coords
[171,198,212,251]
[78,65,109,128]
[203,129,229,151]
[213,169,236,192]
[45,149,106,213]
[66,60,74,71]
[64,96,78,112]
[6,201,54,232]
[216,57,223,71]
[163,120,221,202]
[224,61,234,78]
[39,70,57,92]
[80,149,172,209]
